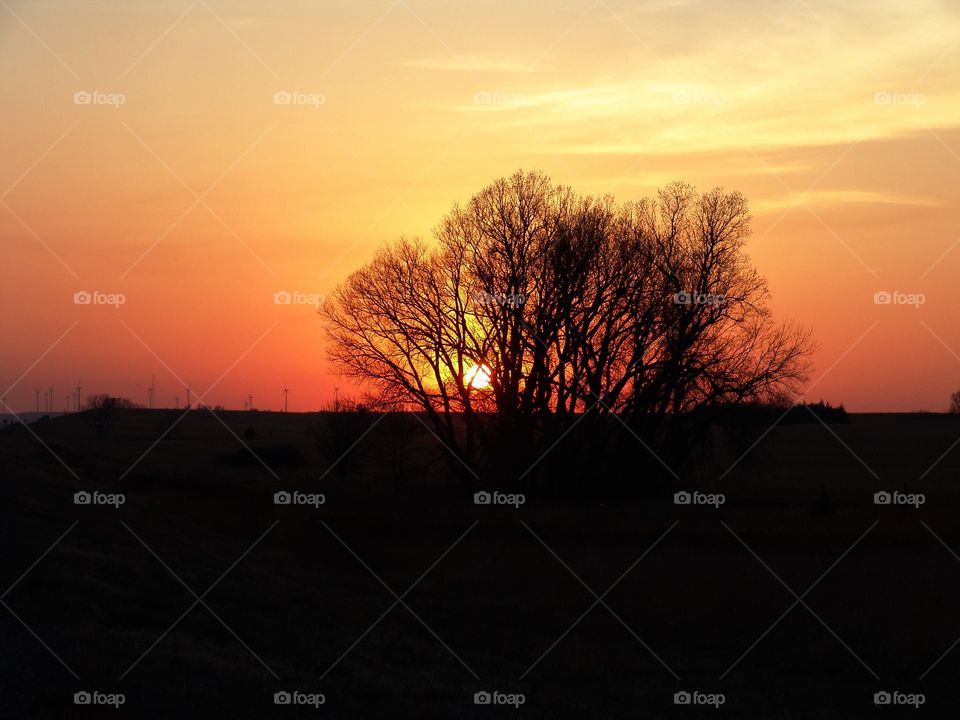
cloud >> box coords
[755,189,956,213]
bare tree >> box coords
[950,390,960,414]
[84,394,140,438]
[323,171,814,487]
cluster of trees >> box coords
[324,171,813,490]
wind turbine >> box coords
[248,392,254,411]
[282,381,289,413]
[75,383,82,412]
[35,388,40,413]
[185,385,191,410]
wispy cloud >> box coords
[755,189,956,212]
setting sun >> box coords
[464,363,492,390]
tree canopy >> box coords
[324,170,813,487]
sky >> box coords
[1,0,959,412]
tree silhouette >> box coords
[84,394,140,438]
[324,171,813,486]
[950,390,960,414]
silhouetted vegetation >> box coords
[325,171,814,491]
[316,397,376,477]
[83,394,140,438]
[714,399,848,426]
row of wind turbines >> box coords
[24,383,84,413]
[14,378,293,413]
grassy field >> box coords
[2,409,960,717]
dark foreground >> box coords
[1,410,959,717]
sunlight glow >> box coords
[464,363,492,390]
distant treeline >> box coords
[712,400,849,426]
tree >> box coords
[950,390,960,414]
[323,171,813,487]
[83,394,139,438]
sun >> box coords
[464,363,492,389]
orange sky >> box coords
[2,0,959,412]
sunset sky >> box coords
[2,0,959,412]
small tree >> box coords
[317,396,375,478]
[950,390,960,414]
[84,394,139,438]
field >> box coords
[2,410,960,717]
